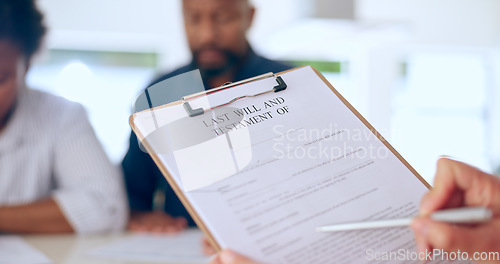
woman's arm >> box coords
[0,198,73,233]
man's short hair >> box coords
[0,0,46,59]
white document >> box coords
[0,235,52,264]
[88,229,209,263]
[132,66,453,263]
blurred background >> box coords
[30,0,500,184]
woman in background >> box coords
[0,0,127,234]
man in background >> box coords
[123,0,291,231]
[0,0,127,234]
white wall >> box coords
[356,0,500,46]
[357,0,500,174]
[38,0,188,69]
[38,0,312,71]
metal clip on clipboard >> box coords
[182,72,287,117]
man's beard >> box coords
[192,48,242,80]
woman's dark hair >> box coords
[0,0,46,59]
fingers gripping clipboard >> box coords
[129,66,431,263]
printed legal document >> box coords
[131,66,447,263]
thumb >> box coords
[412,217,498,255]
[219,249,261,264]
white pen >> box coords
[316,207,493,232]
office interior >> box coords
[30,0,500,184]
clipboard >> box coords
[129,66,431,261]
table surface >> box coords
[23,233,207,264]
